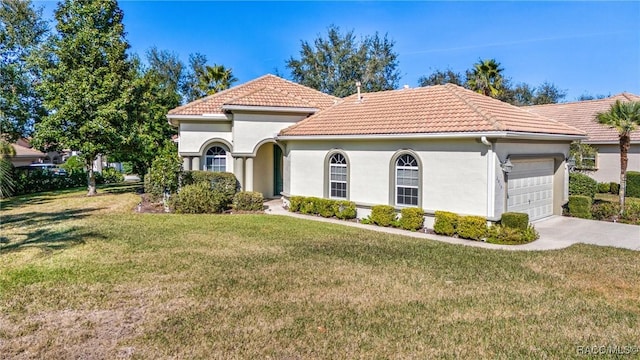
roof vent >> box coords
[403,84,410,89]
[356,81,362,102]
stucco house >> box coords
[526,93,640,183]
[10,139,46,167]
[168,74,585,223]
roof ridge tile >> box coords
[444,84,505,131]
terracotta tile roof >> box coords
[168,74,338,115]
[280,84,585,137]
[525,93,640,143]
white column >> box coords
[182,157,191,171]
[234,157,244,190]
[245,157,254,191]
[192,157,200,171]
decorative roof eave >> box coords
[277,131,587,142]
[221,104,319,114]
[167,113,231,127]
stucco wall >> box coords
[587,144,640,183]
[178,121,233,155]
[232,113,308,154]
[284,139,489,216]
[253,143,275,197]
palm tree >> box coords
[466,58,504,97]
[196,64,238,96]
[596,100,640,214]
[0,140,16,198]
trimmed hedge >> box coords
[597,182,611,194]
[287,196,356,220]
[232,191,264,211]
[11,168,116,196]
[610,182,620,195]
[433,211,459,236]
[568,195,592,219]
[399,207,425,231]
[486,224,539,245]
[370,205,397,227]
[300,197,320,214]
[500,212,529,230]
[332,200,357,220]
[591,201,620,222]
[622,200,640,224]
[569,172,597,199]
[626,171,640,198]
[316,198,335,218]
[289,196,304,212]
[170,182,224,214]
[182,171,239,212]
[457,216,487,241]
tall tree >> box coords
[466,58,505,97]
[532,81,567,105]
[32,0,132,196]
[499,81,535,106]
[417,68,464,87]
[0,0,48,142]
[286,25,400,97]
[596,100,640,214]
[181,53,237,102]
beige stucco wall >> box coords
[178,121,233,155]
[284,139,489,217]
[232,113,308,154]
[586,144,640,183]
[253,143,275,197]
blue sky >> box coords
[36,1,640,101]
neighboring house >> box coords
[526,93,640,183]
[9,139,46,167]
[168,74,585,223]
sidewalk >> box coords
[263,199,639,251]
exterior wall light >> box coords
[501,158,514,174]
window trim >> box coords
[204,145,228,172]
[389,150,423,207]
[324,150,350,200]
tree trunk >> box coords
[619,134,630,215]
[87,166,97,196]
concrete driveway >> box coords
[533,216,640,251]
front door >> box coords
[273,144,283,196]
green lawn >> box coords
[1,186,639,359]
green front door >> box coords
[273,144,283,196]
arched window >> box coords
[395,154,419,206]
[329,153,348,199]
[205,146,226,172]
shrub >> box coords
[399,207,425,231]
[457,216,487,241]
[591,201,620,221]
[370,205,397,227]
[146,152,183,198]
[12,168,87,196]
[569,172,597,199]
[433,211,459,236]
[486,224,539,244]
[60,155,85,173]
[182,171,239,211]
[597,182,611,194]
[300,197,320,215]
[568,195,592,219]
[626,171,640,198]
[500,212,529,230]
[316,198,335,218]
[332,200,357,220]
[122,162,134,175]
[610,182,620,195]
[289,196,304,212]
[170,182,225,214]
[622,200,640,224]
[100,167,124,184]
[232,191,264,211]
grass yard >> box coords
[1,186,639,359]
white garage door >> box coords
[507,159,554,221]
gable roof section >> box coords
[525,93,640,143]
[280,84,585,137]
[168,74,339,115]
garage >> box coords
[507,159,554,221]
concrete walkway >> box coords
[264,200,639,251]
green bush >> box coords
[486,224,539,245]
[457,216,487,241]
[433,211,459,236]
[300,197,320,215]
[232,191,264,211]
[399,207,425,231]
[591,202,620,221]
[182,171,239,211]
[170,182,226,214]
[12,168,87,196]
[610,182,620,195]
[60,155,85,173]
[500,212,529,230]
[122,162,134,175]
[100,167,124,184]
[332,200,357,220]
[370,205,397,227]
[568,195,592,219]
[316,198,335,218]
[597,182,611,194]
[289,196,304,212]
[626,171,640,198]
[569,172,597,199]
[622,200,640,224]
[146,152,183,198]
